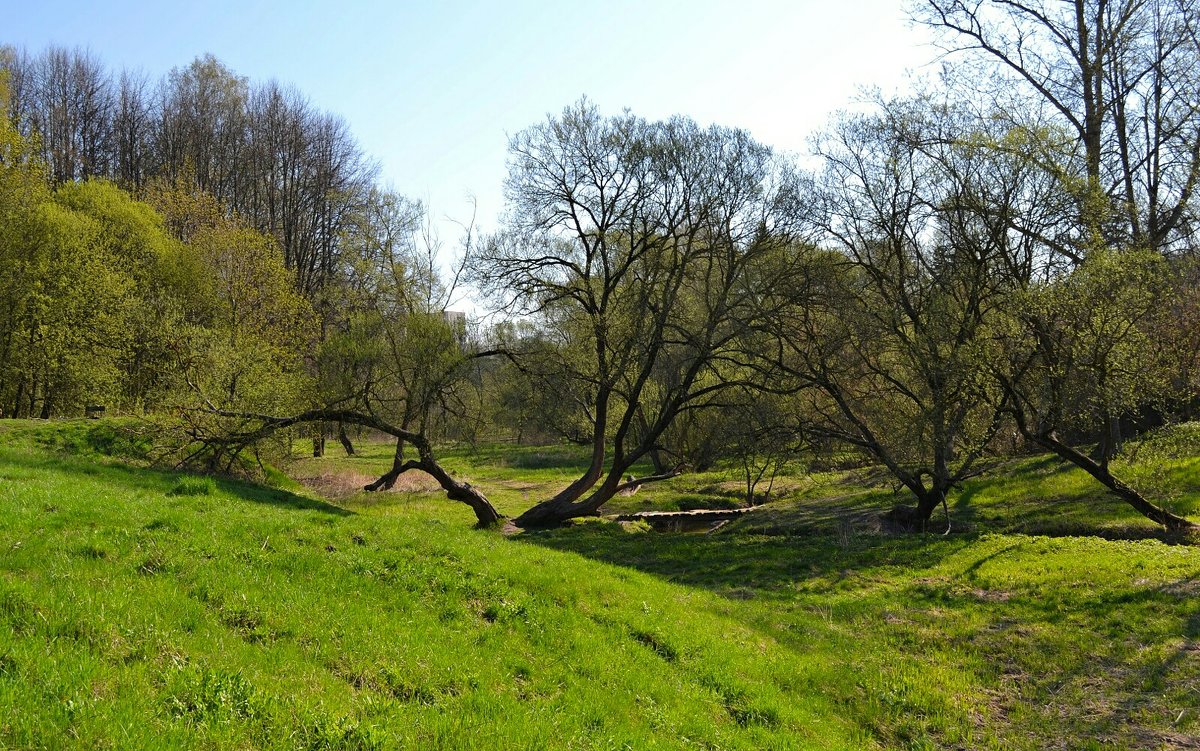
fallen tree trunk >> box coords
[191,407,504,528]
[1001,387,1196,532]
[1027,431,1195,531]
[613,507,757,531]
[608,466,687,498]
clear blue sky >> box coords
[11,0,935,241]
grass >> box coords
[1,420,1199,749]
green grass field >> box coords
[1,420,1198,749]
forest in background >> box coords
[2,0,1200,533]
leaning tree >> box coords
[764,94,1063,529]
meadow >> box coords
[0,420,1197,749]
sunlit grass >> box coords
[1,420,1198,749]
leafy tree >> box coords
[994,248,1196,529]
[0,92,172,418]
[52,180,186,411]
[182,188,507,526]
[146,180,317,468]
[0,76,51,416]
[3,200,130,417]
[0,47,376,299]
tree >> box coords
[0,47,377,303]
[918,0,1200,495]
[767,96,1056,528]
[143,179,316,427]
[182,188,508,526]
[186,405,504,527]
[0,195,131,418]
[0,73,50,416]
[0,81,184,419]
[52,180,187,412]
[480,100,800,527]
[994,247,1196,529]
[915,0,1200,256]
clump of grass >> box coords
[168,476,216,496]
[165,667,270,722]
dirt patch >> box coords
[296,470,441,498]
[1129,727,1200,750]
[971,588,1013,603]
[498,480,543,492]
[1160,579,1200,598]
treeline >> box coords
[3,0,1200,532]
[0,47,373,295]
[0,117,311,422]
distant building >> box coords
[443,310,469,348]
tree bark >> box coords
[514,458,641,528]
[514,388,613,526]
[336,421,355,456]
[882,487,946,532]
[1006,397,1192,530]
[364,437,405,492]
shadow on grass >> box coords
[0,448,351,516]
[516,523,975,596]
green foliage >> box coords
[1017,248,1179,430]
[0,148,308,419]
[2,195,131,415]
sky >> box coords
[9,0,938,264]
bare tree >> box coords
[767,95,1058,528]
[480,100,800,528]
[9,46,114,183]
[916,0,1200,256]
[112,69,152,189]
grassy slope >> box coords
[1,421,1199,749]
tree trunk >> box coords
[413,449,503,528]
[364,438,405,492]
[515,393,612,526]
[365,444,503,527]
[1031,432,1194,531]
[337,421,355,456]
[514,462,630,528]
[882,487,945,532]
[1089,415,1122,468]
[648,445,668,474]
[12,378,25,419]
